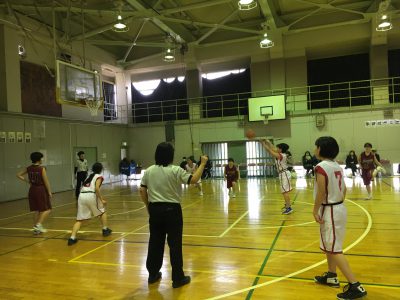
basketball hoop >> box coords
[261,114,270,125]
[85,97,103,116]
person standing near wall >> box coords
[75,151,88,200]
[17,152,52,234]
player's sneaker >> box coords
[199,191,203,196]
[314,272,340,287]
[102,228,112,237]
[337,282,367,300]
[231,193,236,198]
[33,224,47,234]
[282,207,293,215]
[365,195,372,200]
[67,238,78,246]
[33,226,41,235]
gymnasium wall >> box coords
[0,113,128,202]
[127,108,400,169]
[0,24,125,123]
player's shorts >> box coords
[319,203,347,253]
[77,192,105,221]
[278,170,292,193]
[227,179,237,189]
[28,185,52,212]
[361,169,372,185]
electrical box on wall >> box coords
[315,114,325,128]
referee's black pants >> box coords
[75,171,87,199]
[146,202,185,282]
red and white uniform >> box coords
[186,163,201,183]
[314,160,347,254]
[76,174,105,221]
[275,153,291,193]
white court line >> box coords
[219,211,249,237]
[234,220,316,230]
[109,206,145,216]
[0,201,76,221]
[0,227,124,234]
[206,199,373,300]
[0,227,219,238]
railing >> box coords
[103,77,400,124]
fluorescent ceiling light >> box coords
[260,33,274,48]
[113,15,129,32]
[238,0,257,10]
[163,48,175,62]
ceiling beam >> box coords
[87,40,166,47]
[156,16,261,34]
[258,0,286,29]
[125,0,188,44]
[195,10,238,45]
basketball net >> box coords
[263,115,269,125]
[85,97,103,116]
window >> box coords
[202,143,228,178]
[102,81,117,121]
[307,54,371,109]
[246,141,274,177]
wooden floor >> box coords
[1,176,399,300]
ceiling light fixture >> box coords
[113,14,129,32]
[163,48,175,62]
[376,0,393,31]
[238,0,257,10]
[259,33,274,48]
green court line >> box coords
[245,192,299,300]
[245,220,286,300]
[263,274,400,290]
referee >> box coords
[74,151,88,200]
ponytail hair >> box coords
[83,162,103,185]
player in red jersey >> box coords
[224,158,239,197]
[358,143,382,199]
[17,152,52,234]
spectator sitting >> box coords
[119,158,130,180]
[302,151,314,177]
[345,150,358,177]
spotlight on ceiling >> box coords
[113,15,129,32]
[238,0,257,11]
[376,13,392,31]
[259,33,274,48]
[376,0,393,31]
[163,48,175,62]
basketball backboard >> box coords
[248,95,286,122]
[56,60,103,108]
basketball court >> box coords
[0,176,399,299]
[1,0,400,299]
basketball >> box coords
[245,129,256,139]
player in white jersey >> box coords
[260,139,293,214]
[68,163,112,245]
[185,156,203,196]
[313,137,367,300]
